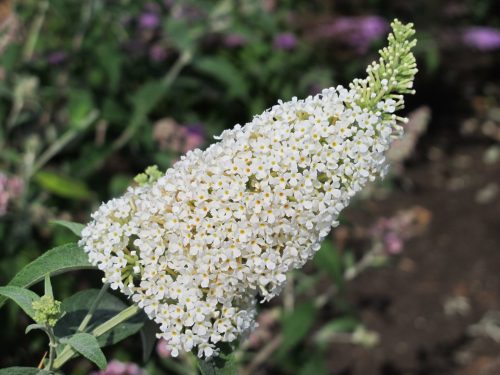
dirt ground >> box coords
[328,136,500,374]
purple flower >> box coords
[315,16,389,54]
[463,26,500,51]
[0,173,23,216]
[149,44,168,62]
[223,34,247,48]
[273,32,297,51]
[182,123,205,153]
[89,360,146,375]
[138,12,160,29]
[156,339,172,358]
[369,207,431,256]
[46,51,67,65]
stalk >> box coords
[53,304,140,370]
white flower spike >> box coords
[80,20,417,358]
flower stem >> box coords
[23,0,49,62]
[53,304,140,370]
[46,325,57,371]
[78,283,109,332]
[55,284,110,367]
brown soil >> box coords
[328,140,500,374]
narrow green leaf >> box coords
[0,286,40,320]
[277,303,316,357]
[314,317,360,345]
[55,289,145,347]
[0,367,49,375]
[140,319,159,362]
[130,81,165,116]
[299,354,328,375]
[0,243,94,309]
[50,220,85,237]
[63,333,107,369]
[67,89,95,128]
[44,274,53,298]
[198,343,237,375]
[25,323,46,334]
[34,171,93,200]
[314,240,343,285]
[195,57,249,99]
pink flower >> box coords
[463,26,500,51]
[314,16,389,54]
[181,125,205,153]
[369,207,431,256]
[223,34,247,48]
[156,339,172,358]
[89,360,146,375]
[273,32,297,51]
[0,173,23,216]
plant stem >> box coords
[55,284,110,365]
[91,304,140,337]
[53,304,140,370]
[29,110,99,178]
[23,0,49,62]
[111,49,193,152]
[46,325,57,371]
[77,283,109,332]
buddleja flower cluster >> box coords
[80,20,417,358]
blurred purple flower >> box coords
[384,232,403,254]
[182,123,205,153]
[0,173,23,216]
[315,15,389,54]
[463,26,500,51]
[273,32,297,51]
[223,34,247,48]
[46,51,67,65]
[89,360,146,375]
[156,339,172,358]
[139,12,160,29]
[369,207,431,256]
[149,44,168,62]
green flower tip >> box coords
[134,165,163,186]
[352,18,418,113]
[32,295,62,326]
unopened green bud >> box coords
[134,165,163,186]
[32,295,62,326]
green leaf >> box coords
[299,354,327,375]
[198,343,237,375]
[130,81,165,117]
[277,303,316,357]
[25,323,46,334]
[44,274,53,298]
[34,171,93,200]
[140,319,159,362]
[62,333,107,369]
[0,367,49,375]
[314,317,360,345]
[96,45,122,92]
[50,220,85,237]
[163,18,202,52]
[68,90,95,128]
[314,240,343,285]
[0,243,93,309]
[195,57,248,99]
[55,289,145,347]
[0,286,40,320]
